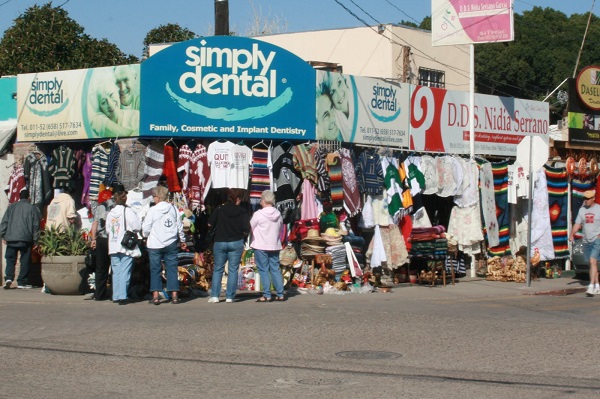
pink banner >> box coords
[432,0,514,46]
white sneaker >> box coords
[225,298,234,303]
[594,287,600,295]
[586,285,595,296]
[207,297,220,303]
[17,285,32,289]
[3,280,12,290]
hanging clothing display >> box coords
[89,144,110,202]
[81,152,93,207]
[326,152,343,210]
[141,141,164,200]
[529,169,555,261]
[163,144,181,193]
[381,156,403,219]
[48,145,75,190]
[229,143,252,189]
[479,162,499,248]
[420,155,438,195]
[104,142,121,188]
[177,143,209,210]
[117,146,146,192]
[366,224,409,268]
[314,145,330,199]
[293,143,318,186]
[23,151,52,210]
[207,140,235,189]
[356,149,383,196]
[488,161,510,256]
[300,179,320,220]
[571,176,595,220]
[271,142,301,210]
[249,143,272,205]
[5,163,26,204]
[339,148,361,217]
[544,165,569,259]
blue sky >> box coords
[0,0,597,59]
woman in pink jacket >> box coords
[250,190,285,302]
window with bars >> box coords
[418,67,445,88]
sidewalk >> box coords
[0,272,590,305]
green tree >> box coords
[142,23,197,60]
[475,7,600,121]
[0,3,135,77]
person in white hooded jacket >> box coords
[106,185,141,304]
[142,185,186,305]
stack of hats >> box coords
[321,228,343,246]
[301,229,326,257]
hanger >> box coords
[5,155,23,169]
[165,137,178,148]
[97,138,112,148]
[252,140,266,149]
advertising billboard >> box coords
[409,85,548,156]
[432,0,514,46]
[141,36,316,140]
[17,64,140,142]
[568,71,600,144]
[315,71,409,147]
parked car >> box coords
[572,238,590,277]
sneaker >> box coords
[207,297,220,303]
[594,287,600,295]
[225,298,234,303]
[586,285,595,296]
[17,285,32,289]
[3,280,12,290]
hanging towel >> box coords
[545,165,569,258]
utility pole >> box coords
[215,0,229,36]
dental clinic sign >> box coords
[141,36,316,140]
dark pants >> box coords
[4,242,32,286]
[93,236,111,300]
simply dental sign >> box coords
[141,36,316,140]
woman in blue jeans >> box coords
[142,185,186,305]
[250,190,285,302]
[208,188,250,303]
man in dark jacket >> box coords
[0,189,41,289]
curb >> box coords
[526,287,587,296]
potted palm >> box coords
[37,225,89,295]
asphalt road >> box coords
[0,280,598,399]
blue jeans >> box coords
[110,253,133,301]
[4,243,32,286]
[254,249,284,299]
[212,239,244,300]
[148,241,180,292]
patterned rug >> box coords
[489,160,510,256]
[545,165,569,258]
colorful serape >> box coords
[249,145,271,205]
[327,152,343,210]
[571,176,595,218]
[545,165,569,258]
[489,161,510,256]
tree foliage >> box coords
[474,7,600,120]
[142,23,197,60]
[0,3,136,77]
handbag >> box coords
[120,207,140,250]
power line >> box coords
[332,0,542,99]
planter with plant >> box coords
[38,226,90,295]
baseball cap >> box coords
[584,190,595,199]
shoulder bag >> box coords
[120,206,140,250]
